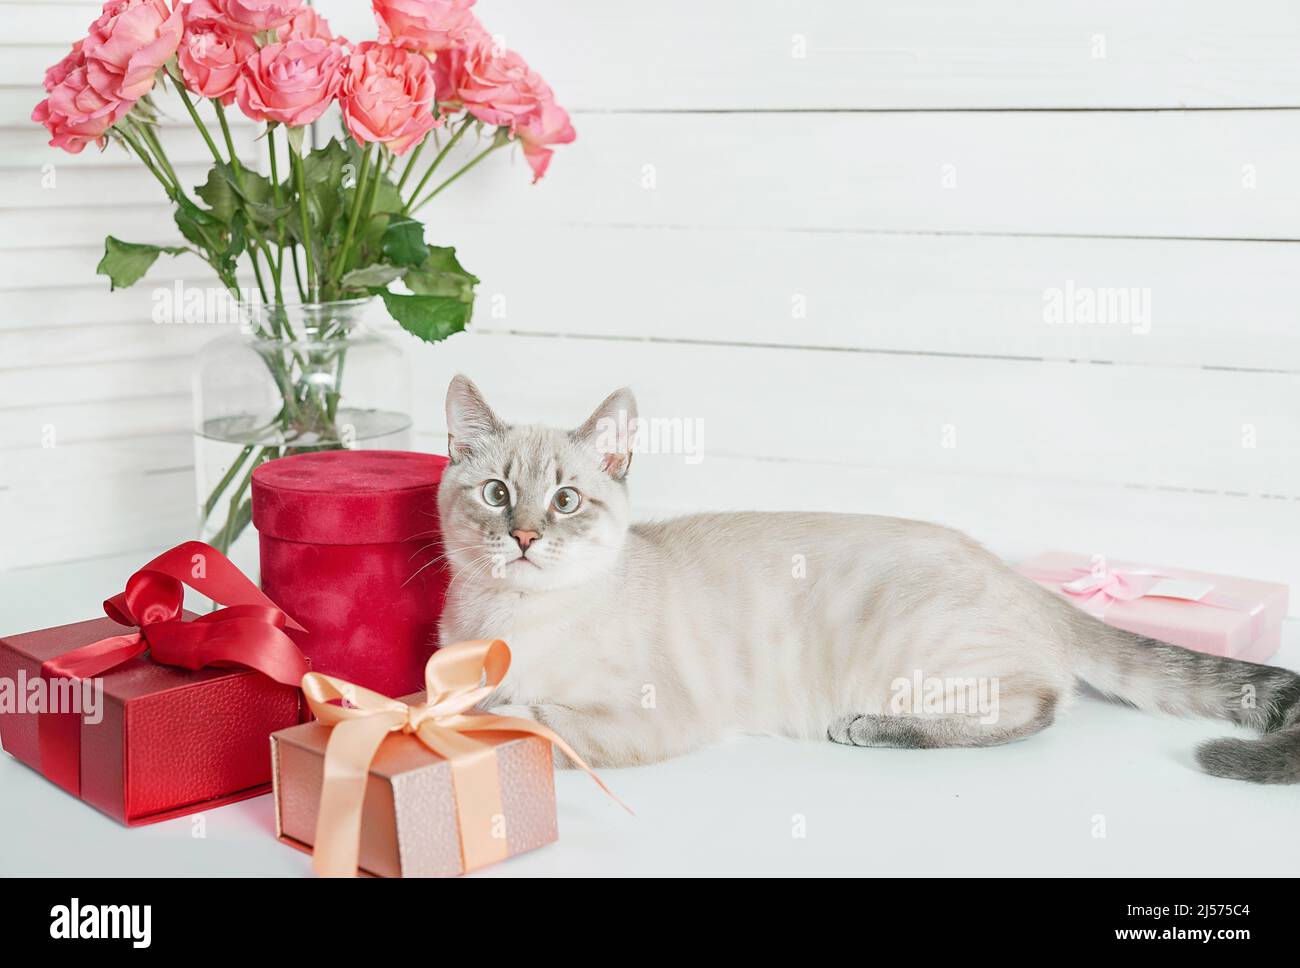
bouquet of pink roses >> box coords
[32,0,574,552]
[33,0,573,324]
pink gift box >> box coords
[1017,551,1288,663]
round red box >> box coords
[251,450,450,696]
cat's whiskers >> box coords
[445,551,503,596]
[407,540,483,565]
[404,542,488,587]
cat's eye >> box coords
[481,479,510,507]
[551,486,581,514]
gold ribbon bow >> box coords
[302,639,629,877]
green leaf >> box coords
[209,163,288,228]
[246,199,294,227]
[224,212,248,265]
[381,216,427,267]
[301,138,350,234]
[404,245,479,301]
[368,176,404,215]
[303,137,350,188]
[96,236,186,291]
[195,165,239,224]
[215,162,274,205]
[174,195,222,248]
[378,290,473,343]
[357,211,391,262]
[341,263,405,288]
[171,194,244,290]
[340,136,401,211]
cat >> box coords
[436,374,1300,783]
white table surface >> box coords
[2,550,1297,877]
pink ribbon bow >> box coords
[1058,566,1169,618]
[1022,555,1266,639]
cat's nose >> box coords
[511,529,540,550]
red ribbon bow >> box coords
[38,540,309,796]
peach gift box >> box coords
[271,718,558,877]
[1018,551,1288,663]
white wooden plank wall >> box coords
[2,2,1298,617]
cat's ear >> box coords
[445,374,503,461]
[573,387,638,481]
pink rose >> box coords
[428,45,464,106]
[82,0,183,102]
[516,97,575,183]
[454,41,549,129]
[44,41,85,92]
[178,17,257,105]
[278,6,336,42]
[434,40,574,180]
[235,38,345,127]
[340,42,439,155]
[32,63,131,154]
[427,23,492,104]
[372,0,479,53]
[186,0,302,33]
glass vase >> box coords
[192,298,412,578]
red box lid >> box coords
[252,450,448,545]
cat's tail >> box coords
[1064,607,1300,783]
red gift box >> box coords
[252,450,451,697]
[0,542,309,825]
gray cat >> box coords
[436,375,1300,783]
